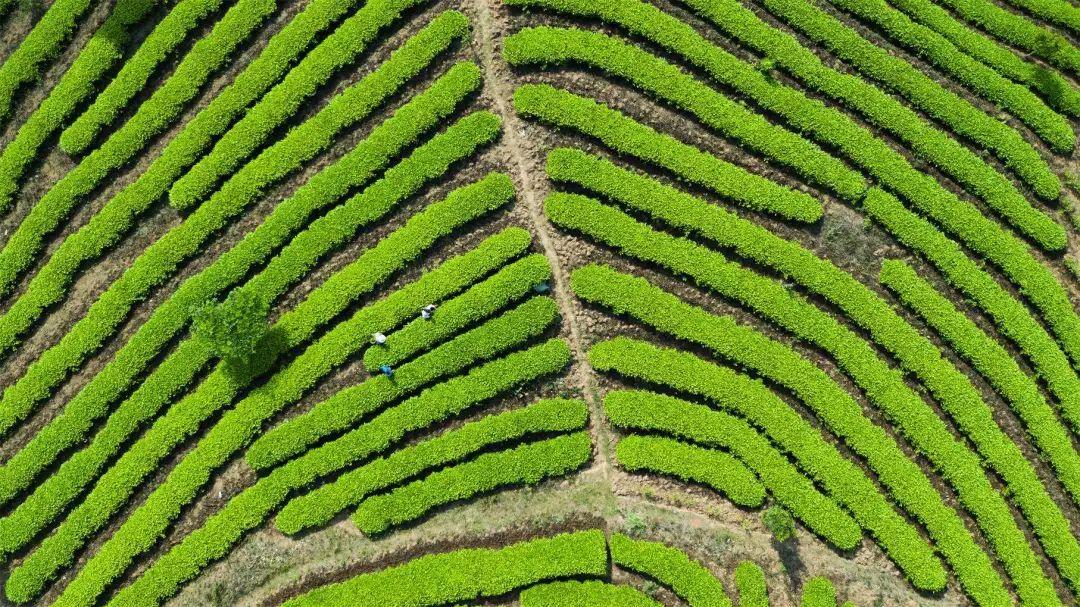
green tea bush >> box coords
[281,530,608,606]
[548,190,1015,605]
[827,0,1073,151]
[610,534,731,607]
[519,580,660,607]
[667,0,1065,250]
[735,562,768,607]
[0,0,371,346]
[570,260,950,591]
[0,108,497,524]
[0,0,92,125]
[615,435,765,509]
[931,0,1080,74]
[883,0,1080,115]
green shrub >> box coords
[883,0,1080,116]
[826,0,1073,151]
[615,435,765,509]
[607,391,856,551]
[252,293,560,469]
[0,36,477,443]
[519,580,660,607]
[570,259,950,591]
[58,0,228,155]
[281,530,608,606]
[169,2,462,209]
[881,259,1080,505]
[800,578,836,607]
[364,254,552,372]
[190,289,270,365]
[930,0,1080,74]
[668,0,1065,250]
[734,562,768,607]
[0,0,93,126]
[0,0,372,351]
[763,507,796,544]
[610,534,731,607]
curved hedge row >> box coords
[735,562,768,607]
[2,184,516,603]
[354,431,591,535]
[0,51,478,444]
[828,0,1073,151]
[606,390,860,552]
[615,435,766,509]
[0,0,93,125]
[881,259,1080,505]
[750,0,1060,198]
[512,84,821,224]
[504,28,866,203]
[169,0,453,209]
[572,261,953,590]
[105,352,576,607]
[282,530,608,607]
[932,0,1080,75]
[547,189,1015,605]
[0,0,157,211]
[59,0,228,155]
[248,253,559,471]
[860,190,1080,435]
[884,0,1080,116]
[520,580,660,607]
[667,0,1065,251]
[0,0,370,345]
[0,107,497,518]
[1001,0,1080,34]
[364,255,551,372]
[0,0,278,300]
[609,534,730,607]
[508,0,1059,200]
[277,398,587,535]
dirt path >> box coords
[469,0,613,484]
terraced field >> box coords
[0,0,1077,604]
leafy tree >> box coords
[191,290,269,364]
[763,506,796,543]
